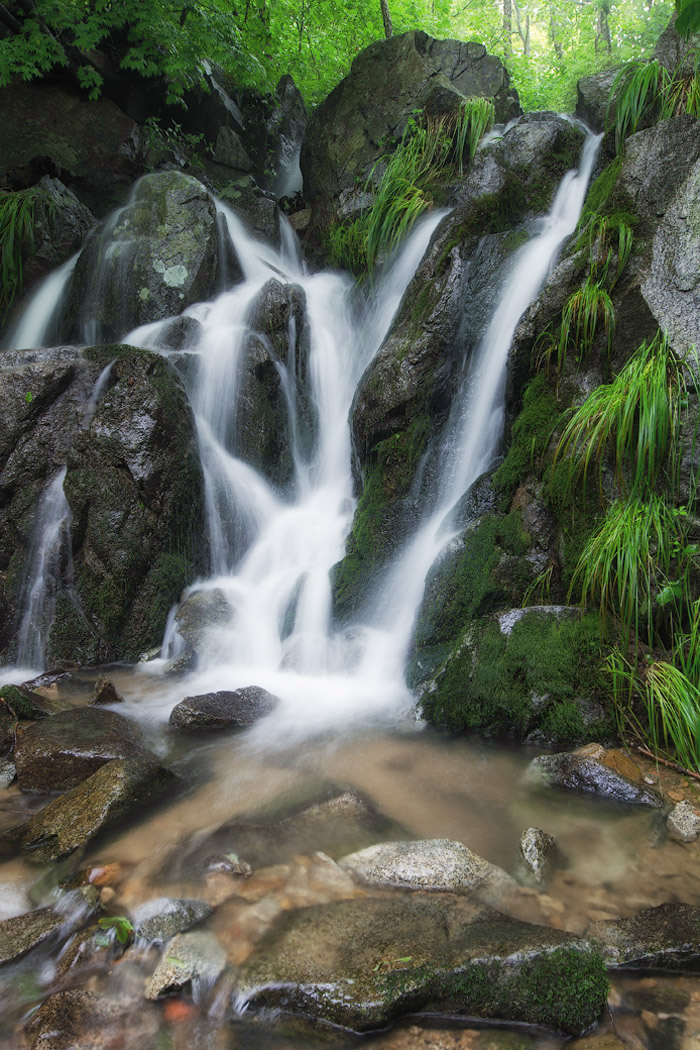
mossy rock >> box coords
[421,609,612,747]
[236,895,608,1034]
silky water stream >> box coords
[1,129,699,1049]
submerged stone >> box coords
[518,827,561,886]
[0,906,65,965]
[235,895,608,1033]
[338,839,516,903]
[588,903,700,970]
[25,989,160,1050]
[133,897,212,943]
[14,707,154,792]
[527,744,664,807]
[2,757,175,862]
[169,686,279,730]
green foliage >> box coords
[611,47,700,152]
[96,915,134,947]
[330,105,493,277]
[0,188,40,321]
[676,0,700,37]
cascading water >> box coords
[15,467,73,669]
[2,252,78,351]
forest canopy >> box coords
[0,0,689,111]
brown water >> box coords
[2,667,700,1049]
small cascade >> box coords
[2,252,79,351]
[15,467,73,670]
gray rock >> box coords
[588,903,700,969]
[133,896,212,943]
[519,827,561,885]
[576,68,620,133]
[0,906,64,965]
[64,171,220,341]
[13,707,153,792]
[214,126,254,171]
[528,745,664,807]
[2,757,175,862]
[654,17,700,73]
[171,588,232,668]
[338,839,516,902]
[0,759,16,789]
[146,929,226,999]
[667,800,700,842]
[87,675,124,706]
[24,989,160,1050]
[169,686,279,730]
[266,74,308,198]
[0,683,64,720]
[235,895,608,1033]
[0,703,16,757]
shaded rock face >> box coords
[63,171,220,343]
[0,344,205,665]
[236,895,608,1034]
[576,68,620,134]
[301,31,520,217]
[19,177,96,295]
[169,686,279,730]
[2,756,176,862]
[267,75,308,198]
[13,707,152,792]
[0,80,143,214]
[333,117,585,622]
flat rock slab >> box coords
[528,744,663,807]
[14,707,152,792]
[169,685,279,730]
[236,896,608,1034]
[1,758,176,863]
[338,839,516,903]
[133,896,212,943]
[146,929,227,999]
[25,989,160,1050]
[588,903,700,970]
[0,906,64,965]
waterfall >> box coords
[15,467,73,670]
[2,253,78,351]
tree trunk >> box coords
[503,0,512,55]
[549,2,563,60]
[380,0,393,38]
[514,0,530,55]
[595,1,612,53]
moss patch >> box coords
[493,373,560,496]
[421,609,611,746]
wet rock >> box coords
[236,895,608,1033]
[237,279,311,486]
[2,757,175,862]
[21,177,97,291]
[0,759,16,789]
[0,905,65,965]
[146,929,226,999]
[206,853,252,877]
[667,799,700,842]
[133,897,212,943]
[167,588,232,671]
[64,171,220,341]
[13,707,153,792]
[87,676,124,706]
[338,839,516,903]
[54,924,122,977]
[588,903,700,969]
[519,827,561,885]
[301,31,520,216]
[0,703,16,756]
[528,744,664,807]
[0,683,64,720]
[25,989,160,1050]
[266,74,308,198]
[214,126,254,171]
[169,686,279,730]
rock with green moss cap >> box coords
[63,171,221,341]
[0,684,64,721]
[1,757,176,863]
[588,903,700,969]
[235,895,608,1034]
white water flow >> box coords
[362,130,604,669]
[16,467,73,669]
[2,252,79,350]
[128,133,602,740]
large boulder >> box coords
[19,177,96,295]
[301,31,520,217]
[169,686,279,730]
[0,80,143,213]
[13,707,154,792]
[588,903,700,970]
[235,895,608,1033]
[62,171,221,342]
[528,744,664,807]
[2,756,175,862]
